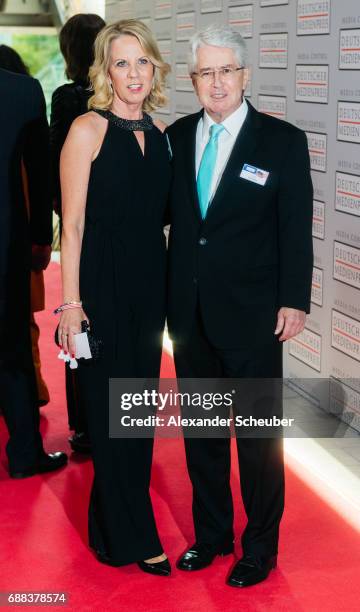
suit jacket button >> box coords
[193,277,198,284]
[199,237,207,246]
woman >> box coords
[50,13,105,452]
[58,20,171,574]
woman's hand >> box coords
[58,308,89,357]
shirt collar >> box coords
[201,98,248,141]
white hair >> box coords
[188,24,248,74]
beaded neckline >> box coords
[95,108,153,131]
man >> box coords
[0,67,67,478]
[166,26,313,587]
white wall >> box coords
[105,0,360,430]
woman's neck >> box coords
[111,99,143,120]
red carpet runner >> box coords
[1,263,360,611]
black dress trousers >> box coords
[173,306,284,559]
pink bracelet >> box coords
[53,302,82,315]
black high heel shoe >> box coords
[137,558,171,576]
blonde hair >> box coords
[88,19,170,112]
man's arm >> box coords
[23,78,52,248]
[275,128,313,341]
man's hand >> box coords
[31,244,52,271]
[274,307,306,342]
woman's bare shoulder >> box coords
[67,111,106,145]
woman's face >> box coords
[108,35,154,107]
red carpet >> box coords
[1,262,360,611]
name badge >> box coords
[240,163,269,186]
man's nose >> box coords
[212,71,222,87]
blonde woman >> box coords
[58,20,171,574]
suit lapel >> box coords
[205,102,263,221]
[182,109,203,223]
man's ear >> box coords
[242,67,250,92]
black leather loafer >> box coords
[226,554,277,587]
[68,432,91,454]
[10,452,68,479]
[177,542,234,571]
[137,558,171,576]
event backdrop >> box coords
[105,0,360,431]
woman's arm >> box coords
[59,112,103,356]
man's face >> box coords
[192,45,249,122]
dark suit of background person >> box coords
[50,13,105,453]
[166,100,313,582]
[0,67,67,478]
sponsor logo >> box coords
[306,131,327,172]
[155,0,172,19]
[258,94,287,119]
[295,65,329,103]
[312,200,325,239]
[311,266,323,306]
[332,310,360,362]
[289,328,322,372]
[175,63,193,92]
[337,101,360,143]
[333,241,360,290]
[339,28,360,70]
[201,0,222,13]
[176,11,196,42]
[330,378,360,419]
[228,5,253,39]
[335,171,360,217]
[259,33,288,69]
[157,39,171,62]
[297,0,330,36]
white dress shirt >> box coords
[195,99,249,204]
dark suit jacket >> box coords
[166,101,313,349]
[0,68,51,366]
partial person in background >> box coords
[0,44,50,407]
[0,67,67,478]
[50,13,105,453]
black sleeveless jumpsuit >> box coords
[77,110,171,565]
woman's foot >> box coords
[144,553,167,563]
[137,553,171,576]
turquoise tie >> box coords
[197,123,225,219]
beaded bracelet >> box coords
[53,301,82,315]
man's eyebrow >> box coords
[198,64,234,71]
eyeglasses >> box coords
[192,66,244,82]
